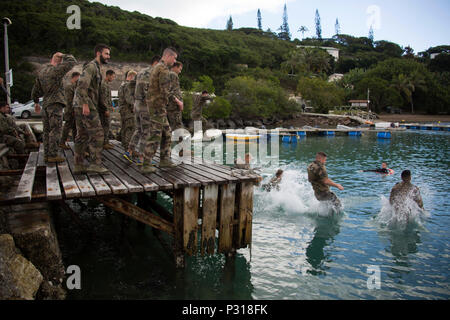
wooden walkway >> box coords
[0,141,262,267]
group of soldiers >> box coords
[29,44,210,174]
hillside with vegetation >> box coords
[1,0,449,119]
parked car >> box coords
[11,98,43,119]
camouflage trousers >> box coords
[128,102,150,154]
[192,115,210,132]
[144,109,172,162]
[315,191,342,211]
[61,105,76,143]
[99,110,110,145]
[42,103,64,158]
[167,106,184,131]
[74,106,104,166]
[1,134,25,154]
[120,114,135,151]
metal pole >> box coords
[3,19,11,105]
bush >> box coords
[224,76,298,119]
[297,77,345,114]
[203,96,232,119]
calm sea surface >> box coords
[60,130,449,300]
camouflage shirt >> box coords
[191,94,210,120]
[307,160,330,194]
[31,54,77,108]
[390,181,423,209]
[99,79,112,112]
[0,112,22,137]
[118,80,136,119]
[73,59,102,110]
[64,81,77,111]
[146,61,176,116]
[167,71,182,111]
[134,66,153,102]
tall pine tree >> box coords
[257,9,262,30]
[335,18,340,36]
[315,9,322,40]
[278,4,291,40]
[226,16,233,31]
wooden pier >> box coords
[0,141,262,268]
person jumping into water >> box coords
[307,152,344,212]
[389,170,424,222]
[262,169,284,192]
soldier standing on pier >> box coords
[100,69,116,150]
[142,47,183,173]
[118,70,137,150]
[60,71,80,149]
[124,55,161,165]
[167,62,184,131]
[73,44,110,174]
[31,52,77,163]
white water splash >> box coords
[376,196,430,230]
[254,168,342,218]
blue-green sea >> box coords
[60,130,449,300]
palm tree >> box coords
[298,26,309,39]
[390,73,425,113]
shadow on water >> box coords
[55,198,253,300]
[305,215,342,276]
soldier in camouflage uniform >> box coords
[191,90,211,132]
[167,62,184,131]
[307,152,344,212]
[118,71,137,150]
[73,44,111,174]
[99,69,116,149]
[31,52,77,162]
[0,101,26,154]
[143,48,183,173]
[390,170,424,221]
[125,55,161,165]
[60,72,80,149]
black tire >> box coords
[21,110,31,119]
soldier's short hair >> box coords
[94,44,111,56]
[276,169,283,177]
[106,69,115,76]
[173,62,183,68]
[125,70,137,79]
[151,55,161,64]
[163,47,178,57]
[401,170,411,181]
[71,72,80,78]
[317,152,327,158]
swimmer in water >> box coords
[262,169,283,192]
[364,162,390,174]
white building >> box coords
[296,45,340,61]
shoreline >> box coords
[377,113,450,123]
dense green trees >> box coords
[1,0,448,115]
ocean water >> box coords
[60,130,449,300]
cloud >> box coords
[92,0,294,27]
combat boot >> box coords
[73,164,87,174]
[140,163,157,174]
[159,158,178,168]
[86,164,110,174]
[103,143,114,150]
[46,156,66,163]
